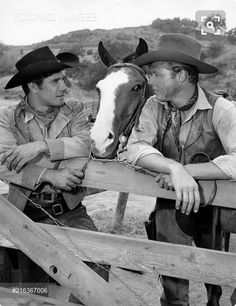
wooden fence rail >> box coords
[0,225,236,287]
[0,194,133,306]
[0,158,236,305]
[62,157,236,209]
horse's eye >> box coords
[132,84,142,92]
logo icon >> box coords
[195,10,226,36]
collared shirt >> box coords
[24,107,60,140]
[127,85,236,180]
[0,98,90,190]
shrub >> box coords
[67,60,106,91]
[205,41,225,59]
[116,32,132,41]
[87,49,93,55]
[227,28,236,44]
[0,53,16,77]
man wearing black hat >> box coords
[127,34,236,306]
[0,46,108,302]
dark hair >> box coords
[22,78,43,95]
[21,71,59,95]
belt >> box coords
[25,192,69,219]
[30,192,63,205]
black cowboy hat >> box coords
[133,33,218,74]
[56,51,80,67]
[5,46,77,89]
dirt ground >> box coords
[83,190,236,306]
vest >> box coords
[157,89,225,164]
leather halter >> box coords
[106,62,147,81]
[106,62,148,148]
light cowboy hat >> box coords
[5,46,79,89]
[133,33,218,74]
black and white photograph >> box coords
[0,0,236,305]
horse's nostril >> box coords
[108,132,114,140]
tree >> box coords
[151,17,197,34]
[227,28,236,44]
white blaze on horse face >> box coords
[91,70,129,155]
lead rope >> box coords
[115,156,159,237]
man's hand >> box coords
[1,141,48,172]
[155,173,175,191]
[41,168,84,191]
[155,163,200,215]
[169,164,200,215]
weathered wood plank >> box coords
[61,157,236,209]
[113,192,129,232]
[0,180,8,195]
[0,195,134,306]
[0,286,80,306]
[1,224,236,287]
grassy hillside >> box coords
[4,22,236,64]
[1,18,236,99]
[34,26,159,50]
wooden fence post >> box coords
[113,192,129,232]
[0,195,134,306]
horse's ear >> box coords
[135,38,148,57]
[122,38,148,63]
[98,41,116,67]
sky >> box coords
[0,0,236,46]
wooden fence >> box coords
[0,157,235,305]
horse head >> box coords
[90,38,149,158]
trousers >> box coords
[8,202,109,304]
[154,199,223,306]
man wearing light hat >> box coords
[0,46,109,303]
[127,33,236,305]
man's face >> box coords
[37,71,67,108]
[148,62,180,102]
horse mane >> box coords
[133,83,154,130]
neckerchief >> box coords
[165,86,198,148]
[21,97,60,128]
